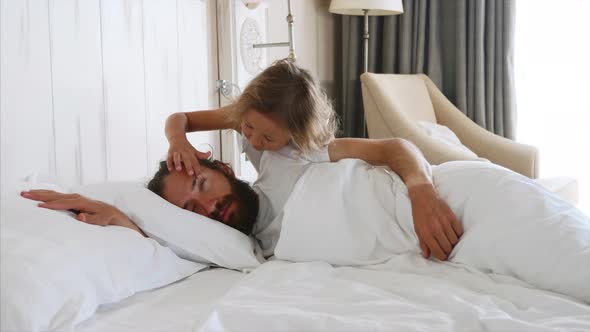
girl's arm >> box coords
[327,137,463,261]
[165,107,236,175]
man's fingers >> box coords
[418,239,430,258]
[77,213,89,223]
[434,226,453,256]
[38,201,74,211]
[38,199,77,211]
[430,243,447,261]
[77,213,100,225]
[451,215,463,237]
[446,207,463,238]
[443,221,459,245]
[440,205,460,245]
[441,201,463,237]
[21,191,44,200]
[22,191,78,202]
[418,229,445,260]
[423,233,447,261]
[23,189,55,195]
[21,190,51,199]
[38,198,93,212]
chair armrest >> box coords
[422,76,539,178]
[361,78,483,166]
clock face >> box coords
[240,17,264,76]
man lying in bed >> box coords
[21,158,260,237]
[23,136,462,260]
[22,143,590,303]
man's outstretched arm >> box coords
[21,190,146,237]
[328,137,463,260]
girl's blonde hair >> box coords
[227,59,338,152]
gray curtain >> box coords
[334,0,516,139]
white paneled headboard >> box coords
[0,0,219,191]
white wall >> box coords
[0,0,219,190]
[265,0,335,93]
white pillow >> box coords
[71,182,262,270]
[417,121,478,158]
[0,185,204,332]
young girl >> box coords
[165,59,336,175]
[165,59,462,261]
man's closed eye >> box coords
[196,175,206,192]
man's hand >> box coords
[20,190,145,236]
[408,184,463,260]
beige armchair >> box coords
[360,73,578,203]
[361,72,538,178]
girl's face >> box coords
[241,108,291,151]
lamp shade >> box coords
[329,0,403,16]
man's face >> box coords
[162,167,238,226]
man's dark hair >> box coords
[147,160,259,235]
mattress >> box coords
[76,268,244,332]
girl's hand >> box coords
[166,138,212,175]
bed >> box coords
[195,258,590,332]
[15,258,589,332]
[0,180,258,332]
[77,268,243,332]
[2,170,590,332]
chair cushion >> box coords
[416,121,478,158]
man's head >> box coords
[147,160,259,235]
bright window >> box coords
[515,0,590,213]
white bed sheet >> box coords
[197,256,590,332]
[77,268,244,332]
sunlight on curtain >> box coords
[515,0,590,213]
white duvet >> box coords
[197,258,590,332]
[273,160,590,303]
